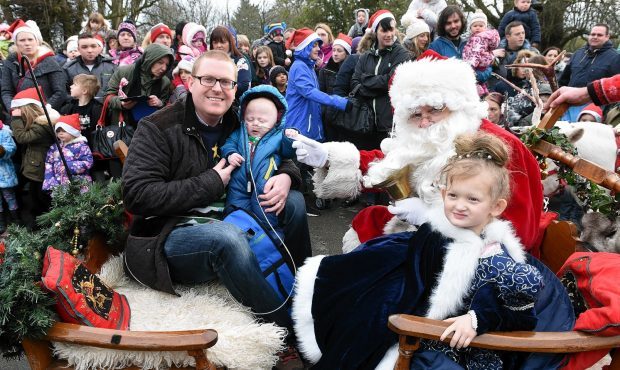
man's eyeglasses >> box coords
[192,75,237,90]
[408,104,448,123]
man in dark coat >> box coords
[559,23,620,121]
[121,50,311,334]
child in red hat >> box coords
[42,114,93,193]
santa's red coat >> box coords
[352,119,544,256]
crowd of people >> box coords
[0,2,619,368]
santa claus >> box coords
[289,54,572,370]
[293,53,544,255]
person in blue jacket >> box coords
[222,85,297,229]
[284,28,349,142]
[430,5,491,84]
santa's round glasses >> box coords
[408,104,448,124]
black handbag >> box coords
[91,95,135,160]
[326,84,373,134]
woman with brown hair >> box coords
[209,26,251,98]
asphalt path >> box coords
[1,199,364,369]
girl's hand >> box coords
[11,108,21,117]
[148,95,162,108]
[440,314,477,349]
[227,153,244,167]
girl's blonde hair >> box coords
[18,103,45,130]
[254,46,274,80]
[314,23,334,44]
[441,132,511,201]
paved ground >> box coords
[0,199,363,370]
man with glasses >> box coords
[559,23,620,121]
[121,51,310,343]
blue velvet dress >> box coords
[293,218,575,370]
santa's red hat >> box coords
[285,27,321,51]
[55,114,81,138]
[150,23,172,43]
[333,33,353,54]
[367,10,395,33]
[11,87,46,109]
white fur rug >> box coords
[52,255,286,370]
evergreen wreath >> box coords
[0,181,125,358]
[520,126,620,217]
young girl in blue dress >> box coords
[292,132,568,369]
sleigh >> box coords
[389,105,620,369]
[20,141,227,370]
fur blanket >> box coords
[52,255,286,370]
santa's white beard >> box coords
[366,110,481,205]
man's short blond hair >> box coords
[192,50,238,80]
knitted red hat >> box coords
[368,10,395,33]
[150,23,172,43]
[55,114,81,138]
[11,87,45,109]
[333,33,353,54]
[285,27,321,51]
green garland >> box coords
[520,126,620,217]
[0,181,125,358]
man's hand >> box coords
[121,99,137,110]
[213,158,238,186]
[227,153,245,167]
[292,134,328,168]
[387,197,429,226]
[259,174,291,215]
[148,95,163,108]
[440,314,477,349]
[545,86,590,110]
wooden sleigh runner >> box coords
[389,104,620,370]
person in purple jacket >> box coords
[43,113,93,193]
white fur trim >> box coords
[424,207,527,319]
[370,12,395,33]
[292,255,325,364]
[342,227,362,254]
[55,122,81,138]
[383,216,416,235]
[390,58,488,124]
[375,344,399,370]
[312,141,362,199]
[295,32,320,51]
[11,98,41,108]
[332,39,351,54]
[53,255,286,370]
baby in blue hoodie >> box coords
[221,85,297,229]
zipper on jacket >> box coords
[372,56,383,126]
[307,114,312,133]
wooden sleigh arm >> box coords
[388,314,620,370]
[43,322,218,351]
[23,322,218,370]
